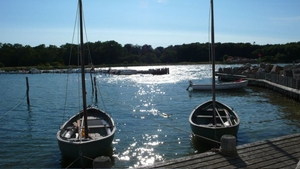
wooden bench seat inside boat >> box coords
[197,115,228,118]
[84,118,110,128]
[87,125,110,128]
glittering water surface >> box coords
[1,64,300,168]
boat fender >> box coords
[61,130,68,137]
[105,126,111,135]
[64,128,75,139]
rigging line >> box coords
[89,73,95,106]
[74,6,82,114]
[208,2,212,64]
[0,95,26,119]
[62,3,79,123]
[82,10,94,66]
[76,17,82,114]
[62,73,70,123]
[95,84,135,113]
[69,1,79,66]
[95,77,108,112]
[77,46,82,113]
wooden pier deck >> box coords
[141,133,300,168]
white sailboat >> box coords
[188,79,248,90]
[56,0,116,167]
[189,0,240,144]
[186,3,248,91]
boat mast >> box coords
[79,0,89,138]
[211,0,216,125]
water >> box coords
[1,64,300,168]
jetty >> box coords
[0,67,170,75]
[142,63,300,169]
[218,63,300,102]
[141,133,300,168]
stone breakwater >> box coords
[218,63,300,79]
[218,63,300,102]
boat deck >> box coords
[140,133,300,168]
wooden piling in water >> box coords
[26,77,30,106]
[90,73,94,94]
[93,76,98,102]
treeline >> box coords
[0,41,300,68]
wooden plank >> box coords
[77,119,81,139]
[82,125,110,128]
[140,133,300,169]
[223,109,233,125]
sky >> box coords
[1,0,300,48]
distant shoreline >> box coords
[1,61,293,72]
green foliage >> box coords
[223,54,229,62]
[0,41,299,67]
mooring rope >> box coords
[83,155,94,161]
[64,155,81,169]
[93,76,221,145]
[90,87,217,158]
[64,154,98,169]
[0,94,26,119]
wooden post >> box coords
[220,135,237,156]
[26,77,30,106]
[93,76,98,102]
[90,73,94,95]
[93,156,111,168]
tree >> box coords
[0,40,299,67]
[161,48,177,63]
[141,53,159,64]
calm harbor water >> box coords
[1,64,300,168]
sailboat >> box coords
[56,0,116,167]
[189,0,240,144]
[187,78,248,91]
[186,3,248,91]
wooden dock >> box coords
[246,78,300,102]
[141,133,300,168]
[217,71,300,102]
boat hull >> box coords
[189,100,240,145]
[190,80,248,90]
[57,107,115,167]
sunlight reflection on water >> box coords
[1,64,300,168]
